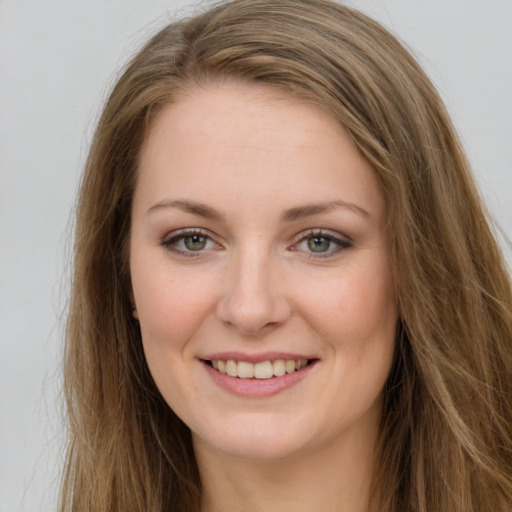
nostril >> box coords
[215,276,293,335]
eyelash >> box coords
[161,229,352,258]
[161,228,220,258]
[290,229,353,259]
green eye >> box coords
[162,229,220,257]
[184,235,208,251]
[307,236,332,252]
[292,230,352,258]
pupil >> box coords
[308,237,330,252]
[185,235,207,251]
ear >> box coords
[128,289,139,320]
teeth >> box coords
[272,359,286,377]
[210,358,310,379]
[254,361,273,379]
[285,360,296,374]
[226,360,238,377]
[237,361,254,378]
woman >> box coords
[60,1,512,510]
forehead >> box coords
[143,82,341,153]
[135,82,385,222]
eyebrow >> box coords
[146,199,225,221]
[281,200,369,221]
[145,199,369,221]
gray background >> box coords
[1,1,510,510]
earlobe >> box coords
[128,288,139,319]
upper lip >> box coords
[201,351,317,363]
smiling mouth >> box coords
[205,359,313,379]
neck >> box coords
[194,422,380,512]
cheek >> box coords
[132,263,221,410]
[298,257,397,355]
[343,264,397,335]
[289,258,397,438]
[131,257,220,350]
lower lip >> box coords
[201,360,317,398]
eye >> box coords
[161,229,220,256]
[292,230,352,258]
[307,236,333,253]
[182,234,208,251]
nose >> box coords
[216,249,292,336]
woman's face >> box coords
[130,83,398,461]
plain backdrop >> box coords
[0,1,510,510]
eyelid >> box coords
[160,227,352,259]
[162,227,210,243]
[161,228,222,257]
[290,229,353,257]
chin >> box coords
[192,415,316,462]
[203,437,308,462]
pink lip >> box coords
[201,359,318,398]
[202,351,315,364]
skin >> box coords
[130,82,398,512]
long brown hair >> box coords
[60,1,512,510]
